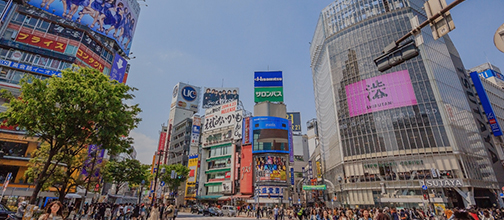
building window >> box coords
[207,185,221,194]
[64,45,77,56]
[36,20,50,32]
[208,158,231,169]
[209,145,231,157]
[0,141,28,157]
[12,13,25,24]
[10,71,24,84]
[23,16,38,27]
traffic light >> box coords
[423,194,428,200]
[374,40,419,72]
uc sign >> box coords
[182,86,197,102]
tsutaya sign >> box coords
[419,179,463,188]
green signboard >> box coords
[302,185,326,190]
[254,87,284,103]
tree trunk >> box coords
[29,149,57,204]
[58,184,67,203]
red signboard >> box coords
[76,46,105,72]
[243,117,251,144]
[234,152,240,181]
[158,132,167,151]
[16,31,67,53]
[240,145,253,194]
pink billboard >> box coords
[345,70,417,117]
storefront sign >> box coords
[0,59,61,77]
[303,185,326,190]
[242,117,251,145]
[419,179,463,188]
[76,46,105,72]
[15,31,67,53]
[222,181,232,194]
[257,186,285,198]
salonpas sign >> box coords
[255,87,284,103]
[303,185,326,190]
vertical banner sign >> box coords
[242,117,251,145]
[302,167,306,184]
[290,168,295,186]
[240,145,253,194]
[316,160,322,179]
[190,116,201,147]
[157,132,167,152]
[109,54,128,83]
[470,72,503,136]
[286,112,302,132]
[235,152,240,181]
[289,120,294,163]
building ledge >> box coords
[205,155,231,162]
[205,168,231,174]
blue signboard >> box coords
[251,116,290,154]
[109,54,128,83]
[470,72,503,136]
[254,71,283,87]
[478,69,504,81]
[0,59,61,77]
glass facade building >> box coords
[311,0,504,207]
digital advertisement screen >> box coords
[252,116,290,153]
[254,155,287,183]
[345,70,417,117]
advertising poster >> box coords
[171,82,201,112]
[222,182,232,194]
[187,155,198,183]
[316,160,322,179]
[240,145,253,194]
[27,0,141,55]
[203,101,243,132]
[202,87,239,109]
[286,112,302,132]
[254,87,284,103]
[345,70,417,117]
[254,155,287,182]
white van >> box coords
[221,205,237,217]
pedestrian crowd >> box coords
[233,204,504,220]
[75,202,178,220]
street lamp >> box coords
[151,151,165,206]
[337,176,344,207]
[138,180,145,204]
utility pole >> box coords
[151,151,165,206]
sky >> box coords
[126,0,504,164]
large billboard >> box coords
[254,71,283,87]
[254,155,288,183]
[27,0,140,55]
[171,82,201,112]
[286,112,301,132]
[256,186,286,198]
[203,101,243,133]
[470,72,503,136]
[202,87,239,109]
[254,87,284,103]
[240,145,253,194]
[251,116,290,154]
[345,70,417,117]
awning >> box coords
[196,195,222,200]
[232,194,252,199]
[218,196,231,201]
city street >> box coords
[177,212,255,219]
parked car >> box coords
[0,204,14,220]
[221,205,237,217]
[203,207,223,216]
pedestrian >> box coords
[105,205,112,220]
[257,205,262,219]
[173,206,178,220]
[38,201,64,220]
[360,210,373,220]
[147,204,159,220]
[480,210,494,220]
[165,202,175,220]
[132,204,140,220]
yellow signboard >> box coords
[185,155,199,198]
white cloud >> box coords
[130,130,158,164]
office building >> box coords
[310,0,504,208]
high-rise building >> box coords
[310,0,504,208]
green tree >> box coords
[102,158,150,194]
[25,144,103,203]
[159,164,190,194]
[0,67,141,204]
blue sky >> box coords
[127,0,504,164]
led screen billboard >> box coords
[345,70,417,117]
[252,116,290,154]
[27,0,140,55]
[254,155,288,183]
[202,87,239,109]
[286,112,301,132]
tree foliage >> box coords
[102,158,150,194]
[24,144,102,202]
[159,163,190,193]
[0,67,141,204]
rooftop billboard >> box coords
[202,87,239,109]
[27,0,141,55]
